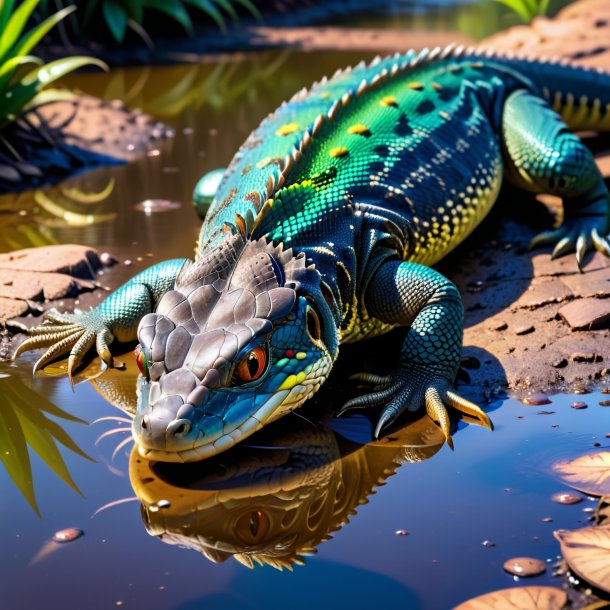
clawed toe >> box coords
[339,369,493,449]
[529,218,610,271]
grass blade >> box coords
[102,0,128,43]
[14,5,77,58]
[143,0,195,35]
[0,0,40,63]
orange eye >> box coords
[235,346,267,383]
[135,345,150,380]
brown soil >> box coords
[0,93,174,193]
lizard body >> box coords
[17,46,610,461]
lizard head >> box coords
[132,233,338,462]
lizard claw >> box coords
[339,368,492,448]
[14,308,114,382]
[529,214,609,271]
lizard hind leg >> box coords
[502,90,610,269]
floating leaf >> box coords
[453,586,567,610]
[553,452,610,497]
[555,526,610,594]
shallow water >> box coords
[1,353,608,610]
[0,8,608,609]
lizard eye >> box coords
[135,345,150,380]
[233,346,267,385]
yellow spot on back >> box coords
[329,147,349,158]
[347,124,371,136]
[407,82,424,90]
[276,122,299,136]
[296,352,307,360]
[380,96,398,107]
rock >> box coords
[570,353,603,363]
[552,358,568,368]
[515,325,535,335]
[0,245,109,323]
[559,298,610,330]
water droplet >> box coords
[570,386,590,394]
[552,492,583,505]
[571,401,588,409]
[482,540,495,547]
[100,252,118,266]
[521,392,551,406]
[157,499,171,510]
[52,528,83,543]
[395,529,409,536]
[599,400,610,407]
[134,199,181,215]
[503,557,546,576]
[124,259,133,266]
[542,517,553,522]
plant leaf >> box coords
[0,387,39,516]
[183,0,226,31]
[453,586,567,610]
[0,54,41,95]
[494,0,532,22]
[555,526,610,594]
[142,0,194,35]
[14,5,77,58]
[233,0,261,19]
[102,0,128,43]
[0,1,17,35]
[211,0,238,21]
[553,451,610,497]
[0,0,39,63]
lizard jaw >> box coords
[135,389,296,463]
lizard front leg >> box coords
[14,259,186,379]
[339,260,492,447]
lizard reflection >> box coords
[129,413,444,570]
[88,350,447,569]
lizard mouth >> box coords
[135,374,327,462]
[136,389,295,463]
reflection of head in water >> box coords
[129,416,444,570]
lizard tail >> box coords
[474,48,610,132]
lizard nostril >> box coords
[141,415,149,430]
[167,419,191,438]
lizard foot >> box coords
[529,214,610,271]
[337,368,493,449]
[13,309,114,383]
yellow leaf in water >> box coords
[554,526,610,594]
[452,586,567,610]
[552,451,610,496]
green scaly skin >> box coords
[16,46,610,461]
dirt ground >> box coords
[4,0,610,402]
